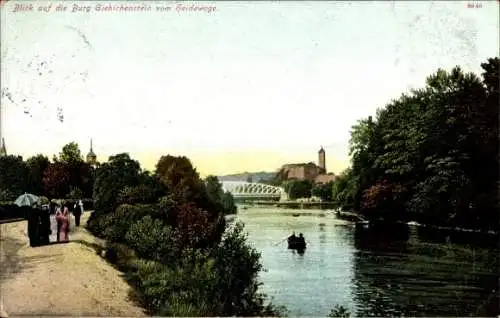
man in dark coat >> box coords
[27,206,41,247]
[73,201,82,227]
[39,204,51,245]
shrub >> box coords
[328,305,351,318]
[0,189,16,202]
[209,222,286,316]
[125,216,174,261]
[0,204,28,220]
[117,184,160,206]
[67,186,84,199]
[104,242,137,271]
[133,249,217,316]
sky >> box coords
[1,1,498,176]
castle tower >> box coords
[86,138,97,166]
[318,146,326,173]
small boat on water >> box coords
[287,233,306,251]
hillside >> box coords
[217,171,276,183]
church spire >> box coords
[86,138,97,166]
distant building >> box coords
[0,138,6,157]
[279,146,336,184]
[86,138,97,167]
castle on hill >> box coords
[279,147,336,184]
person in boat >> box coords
[288,232,297,241]
[297,233,305,245]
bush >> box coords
[0,189,16,202]
[328,305,351,318]
[117,184,161,205]
[0,204,29,220]
[104,242,138,271]
[67,186,84,199]
[210,222,281,316]
[125,216,174,261]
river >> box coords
[233,206,499,317]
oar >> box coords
[273,237,289,246]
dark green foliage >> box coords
[25,154,50,196]
[210,222,287,316]
[0,204,30,220]
[0,188,16,202]
[221,191,237,215]
[205,175,237,215]
[312,181,334,201]
[125,215,174,261]
[0,155,29,197]
[93,153,142,212]
[0,142,95,201]
[328,305,351,318]
[283,179,313,200]
[87,154,284,317]
[331,58,499,232]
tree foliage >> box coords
[93,153,142,212]
[0,155,29,198]
[331,58,499,231]
[26,154,50,195]
[0,142,95,200]
[43,161,71,199]
[205,175,237,215]
[312,181,334,201]
[283,179,313,200]
[87,154,282,317]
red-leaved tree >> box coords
[43,162,71,199]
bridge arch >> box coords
[221,181,287,201]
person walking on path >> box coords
[55,204,62,242]
[79,199,84,214]
[39,204,51,245]
[73,201,82,227]
[56,206,70,242]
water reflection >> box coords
[235,207,499,317]
[352,223,499,317]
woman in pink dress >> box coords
[56,206,70,242]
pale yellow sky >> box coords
[1,1,498,176]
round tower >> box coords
[318,146,326,173]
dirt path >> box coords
[0,212,146,317]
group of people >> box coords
[27,199,85,247]
[288,232,305,243]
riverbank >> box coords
[242,204,498,235]
[0,212,146,316]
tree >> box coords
[0,155,29,199]
[93,153,142,212]
[57,142,92,197]
[283,180,313,200]
[43,162,71,199]
[205,175,237,215]
[312,181,334,201]
[341,57,499,231]
[58,142,83,164]
[26,154,50,196]
[155,155,212,213]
